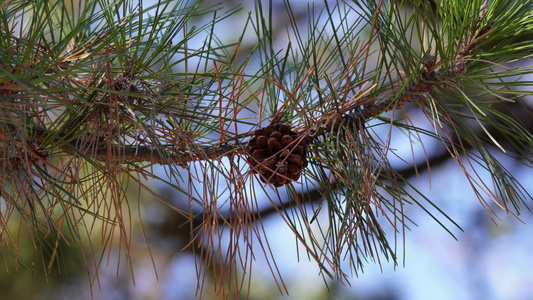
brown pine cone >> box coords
[247,123,308,187]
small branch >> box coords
[309,7,493,141]
[10,123,248,165]
[59,141,248,165]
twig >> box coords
[62,142,248,165]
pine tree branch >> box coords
[309,22,494,141]
[4,1,533,296]
[165,104,532,234]
[62,141,248,165]
[5,2,493,173]
[39,17,493,168]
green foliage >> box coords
[0,0,532,298]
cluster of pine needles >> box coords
[1,0,533,298]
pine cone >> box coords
[247,123,308,187]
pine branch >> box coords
[2,0,533,298]
[23,13,491,168]
[239,103,533,223]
